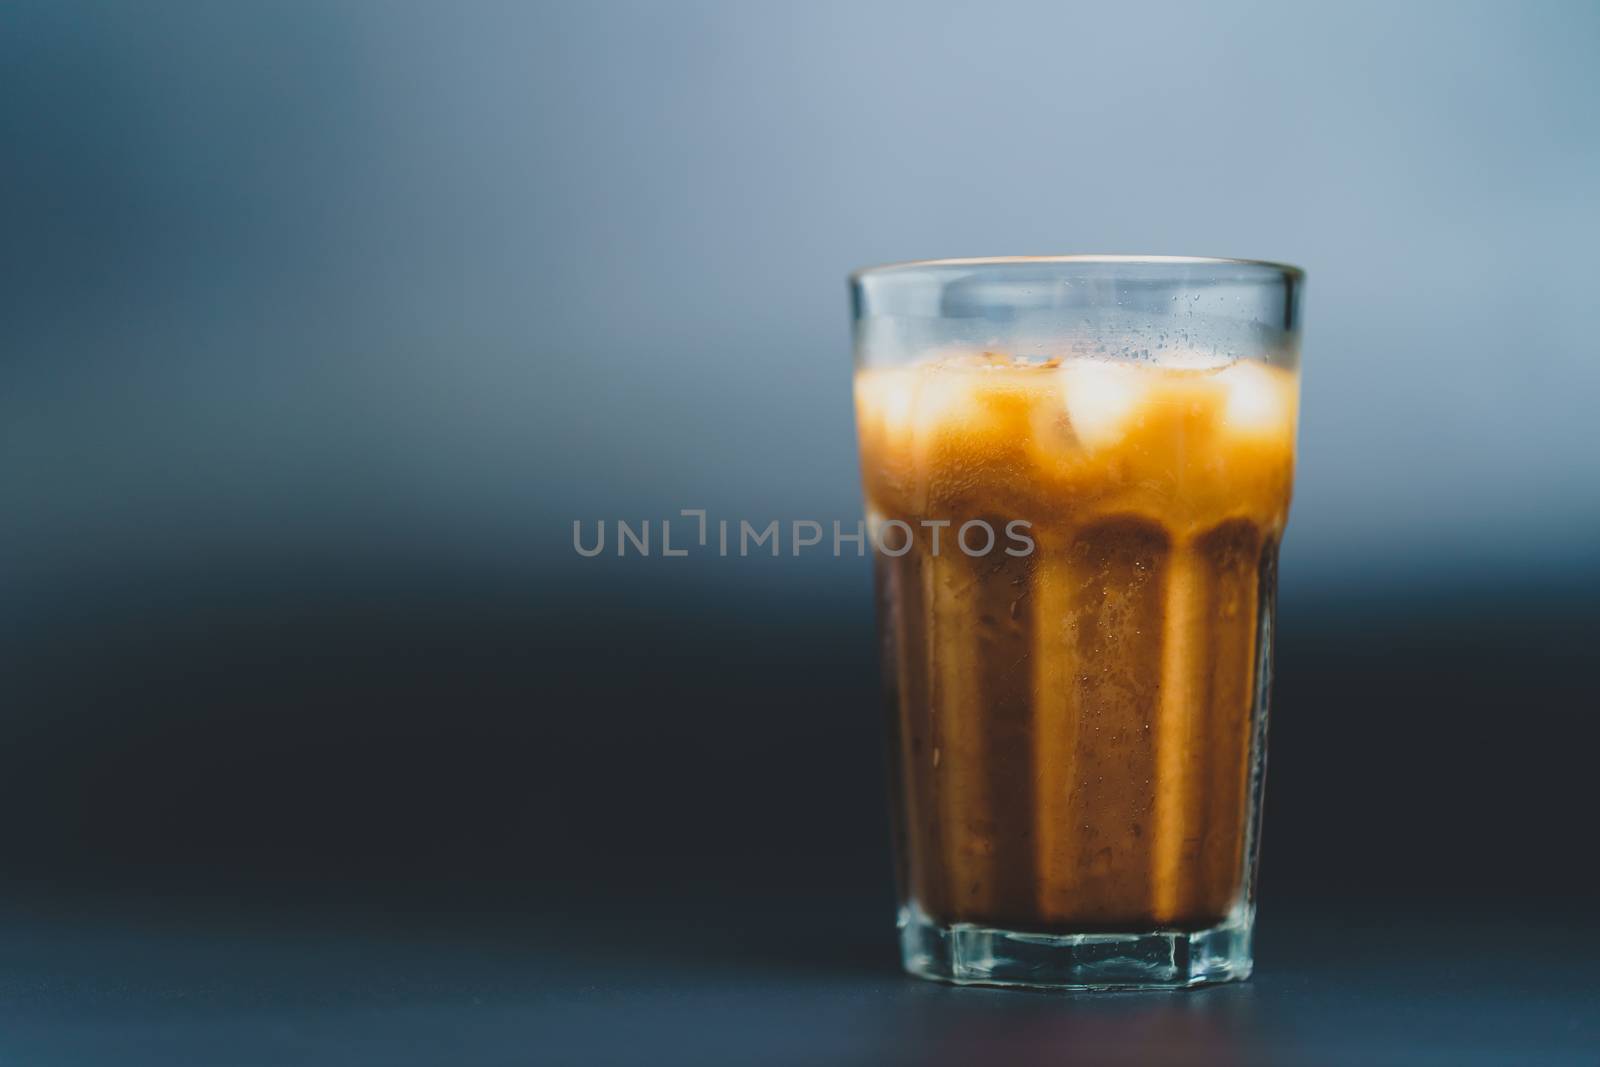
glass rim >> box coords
[850,254,1304,283]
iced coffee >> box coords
[856,350,1298,937]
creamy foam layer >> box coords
[855,353,1298,536]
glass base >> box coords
[898,904,1253,991]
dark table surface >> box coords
[0,886,1594,1067]
[5,578,1598,1064]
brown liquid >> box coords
[857,354,1297,931]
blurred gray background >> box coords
[6,0,1598,609]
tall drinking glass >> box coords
[851,256,1303,989]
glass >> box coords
[850,256,1303,989]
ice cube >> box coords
[855,364,990,443]
[1057,358,1148,450]
[1218,361,1295,437]
[909,366,992,440]
[855,367,923,441]
[1155,348,1237,372]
